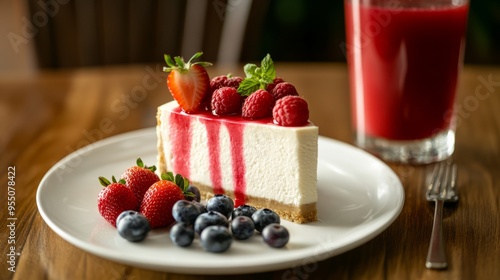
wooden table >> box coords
[1,63,499,279]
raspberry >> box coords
[225,76,243,89]
[271,82,299,100]
[272,96,309,126]
[211,87,242,116]
[266,77,285,92]
[210,75,229,92]
[210,75,243,91]
[242,89,275,119]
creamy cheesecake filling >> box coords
[157,101,318,223]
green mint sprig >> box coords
[237,54,276,96]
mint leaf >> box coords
[238,78,260,96]
[259,76,274,86]
[244,63,257,79]
[238,54,276,96]
[260,54,276,79]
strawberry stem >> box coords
[99,176,125,186]
[99,176,111,187]
[163,52,212,73]
[160,172,190,192]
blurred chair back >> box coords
[27,0,267,68]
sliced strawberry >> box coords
[163,52,212,113]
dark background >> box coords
[28,0,499,68]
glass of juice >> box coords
[344,0,469,164]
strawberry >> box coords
[121,158,160,205]
[97,176,138,226]
[163,52,212,113]
[140,172,193,228]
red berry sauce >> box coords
[169,107,274,207]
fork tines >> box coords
[427,161,458,202]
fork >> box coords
[425,161,458,269]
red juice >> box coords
[345,1,469,140]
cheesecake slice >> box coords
[157,101,318,223]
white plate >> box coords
[36,128,404,274]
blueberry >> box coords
[231,204,257,220]
[231,216,255,240]
[116,210,132,225]
[200,225,232,252]
[192,201,208,214]
[194,211,229,235]
[170,222,195,247]
[262,224,289,248]
[206,194,234,219]
[172,200,201,225]
[186,185,201,202]
[116,210,150,242]
[252,208,280,232]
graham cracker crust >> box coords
[193,181,317,224]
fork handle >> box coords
[426,199,447,269]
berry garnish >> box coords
[97,176,138,227]
[231,204,257,220]
[200,225,233,253]
[192,201,208,214]
[163,52,212,113]
[272,95,310,126]
[271,82,299,101]
[116,210,150,242]
[186,185,201,202]
[231,216,255,240]
[224,76,243,88]
[206,194,235,219]
[140,172,192,228]
[204,75,241,110]
[262,223,289,248]
[252,208,281,232]
[210,74,243,91]
[266,77,285,92]
[242,89,275,119]
[170,222,195,247]
[172,200,202,225]
[211,87,243,116]
[210,75,229,92]
[194,211,229,235]
[237,54,276,96]
[121,158,160,205]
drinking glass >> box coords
[344,0,469,164]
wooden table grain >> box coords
[1,63,499,280]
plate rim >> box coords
[36,127,404,274]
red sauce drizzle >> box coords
[200,119,224,194]
[224,122,246,207]
[169,108,279,208]
[169,108,191,178]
